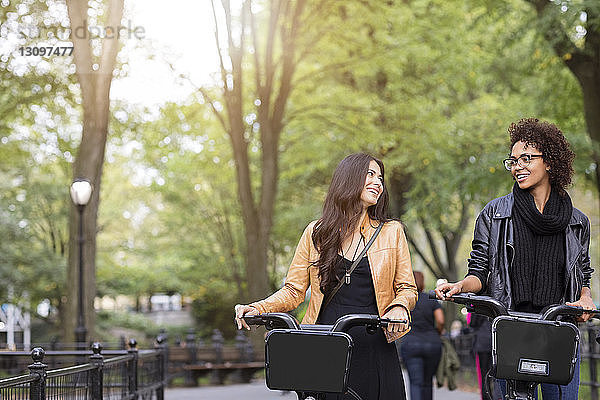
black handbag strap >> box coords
[321,222,384,312]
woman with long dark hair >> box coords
[235,153,418,399]
[435,118,595,400]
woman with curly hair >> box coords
[234,153,418,399]
[435,118,595,399]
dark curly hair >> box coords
[508,118,575,192]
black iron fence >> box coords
[0,329,263,391]
[580,322,600,400]
[0,338,167,400]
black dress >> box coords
[318,255,407,400]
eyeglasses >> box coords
[502,154,544,171]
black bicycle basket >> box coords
[265,329,353,393]
[492,316,579,385]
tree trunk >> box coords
[206,0,305,303]
[443,248,460,332]
[404,202,470,330]
[245,229,270,301]
[568,59,600,212]
[388,171,412,218]
[63,0,123,343]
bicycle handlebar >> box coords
[243,312,408,333]
[428,290,600,321]
[242,312,301,330]
[331,314,408,332]
[541,304,600,321]
[427,290,508,319]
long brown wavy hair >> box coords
[312,153,390,295]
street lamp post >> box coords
[70,179,93,350]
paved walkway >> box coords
[165,380,480,400]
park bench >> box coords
[167,329,264,386]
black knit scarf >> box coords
[510,183,572,310]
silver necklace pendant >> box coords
[342,233,365,286]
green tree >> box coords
[524,0,600,208]
[90,100,248,336]
[1,0,81,329]
[0,147,71,325]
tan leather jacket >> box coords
[251,215,418,342]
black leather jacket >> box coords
[467,193,593,310]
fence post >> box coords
[89,343,104,400]
[589,324,598,400]
[210,329,224,385]
[229,330,249,383]
[155,334,167,400]
[128,339,139,398]
[184,329,197,386]
[242,331,257,383]
[28,347,47,400]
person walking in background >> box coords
[400,271,444,400]
[234,153,418,400]
[467,313,501,400]
[435,118,595,400]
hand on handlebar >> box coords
[382,306,410,333]
[434,281,463,300]
[566,293,596,322]
[234,304,259,330]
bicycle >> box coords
[429,291,600,400]
[243,312,408,400]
